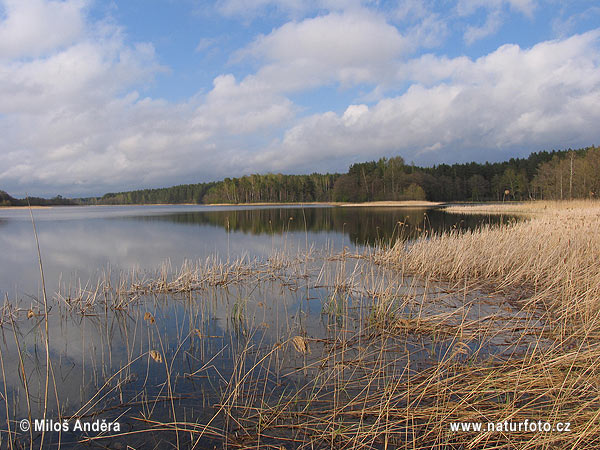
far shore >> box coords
[1,200,446,209]
[0,205,53,210]
[201,200,445,208]
[336,200,444,208]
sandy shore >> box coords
[0,205,53,210]
[201,202,335,207]
[336,200,444,207]
[203,200,445,208]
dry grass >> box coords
[338,200,444,208]
[443,199,599,215]
[378,200,600,327]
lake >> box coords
[0,204,511,300]
[0,205,518,449]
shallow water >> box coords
[0,204,512,300]
[0,205,524,448]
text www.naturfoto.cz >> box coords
[450,420,570,433]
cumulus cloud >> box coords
[0,1,296,196]
[198,74,294,134]
[237,11,407,91]
[246,30,600,171]
[0,4,177,195]
[394,0,448,44]
[0,0,87,59]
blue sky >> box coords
[1,0,599,197]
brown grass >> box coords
[339,200,444,207]
[378,200,600,326]
[443,199,598,215]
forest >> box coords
[87,146,599,205]
[1,146,598,206]
[0,190,76,207]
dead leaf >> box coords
[149,350,162,363]
[291,336,310,355]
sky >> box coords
[1,0,599,197]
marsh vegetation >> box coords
[0,201,598,449]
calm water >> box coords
[0,204,510,300]
[0,205,520,448]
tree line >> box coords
[0,190,76,207]
[88,146,598,205]
[331,147,598,202]
[1,146,598,207]
[85,173,338,205]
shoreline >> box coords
[0,205,53,210]
[336,200,444,207]
[202,200,445,207]
[2,200,445,209]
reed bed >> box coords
[444,199,598,215]
[377,201,600,329]
[210,336,600,449]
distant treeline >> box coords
[2,146,598,207]
[87,174,338,205]
[85,146,599,205]
[331,146,599,202]
[0,191,76,207]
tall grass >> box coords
[377,201,600,328]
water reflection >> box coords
[0,205,514,300]
[124,206,512,246]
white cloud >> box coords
[237,11,407,91]
[342,104,369,126]
[552,6,600,37]
[0,0,300,196]
[195,37,217,52]
[217,0,308,17]
[245,30,600,171]
[456,0,535,17]
[216,0,371,18]
[253,13,404,66]
[0,0,87,59]
[506,0,536,17]
[457,0,536,44]
[195,73,295,134]
[0,40,159,115]
[395,0,430,21]
[464,8,503,44]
